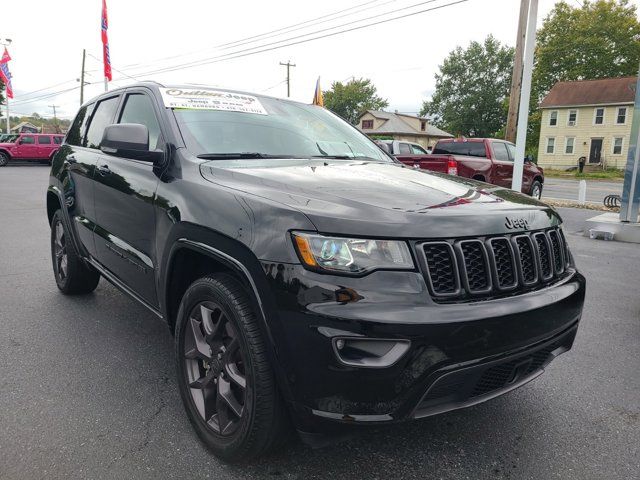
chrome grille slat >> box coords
[420,227,570,302]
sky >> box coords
[3,0,639,121]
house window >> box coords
[617,107,627,125]
[361,119,373,129]
[594,108,604,125]
[546,137,555,154]
[565,137,575,154]
[420,120,426,131]
[613,137,624,155]
[567,110,577,125]
[549,111,558,126]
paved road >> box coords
[542,177,623,204]
[1,165,639,480]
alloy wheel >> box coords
[532,184,541,200]
[183,302,247,436]
[53,220,68,281]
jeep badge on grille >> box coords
[505,217,529,230]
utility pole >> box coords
[80,49,86,105]
[279,60,296,97]
[512,0,539,193]
[48,104,59,133]
[505,0,530,143]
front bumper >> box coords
[262,263,586,435]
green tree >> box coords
[527,0,640,151]
[420,35,514,137]
[323,78,388,124]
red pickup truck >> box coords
[378,138,545,199]
[0,133,65,167]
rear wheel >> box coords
[175,274,289,462]
[50,210,100,294]
[0,152,8,167]
[530,180,543,200]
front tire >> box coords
[530,180,543,200]
[0,152,8,167]
[175,274,289,462]
[50,210,100,294]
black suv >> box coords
[47,82,585,461]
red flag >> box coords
[0,48,13,99]
[101,0,112,81]
[0,48,11,64]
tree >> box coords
[420,36,514,138]
[323,78,388,124]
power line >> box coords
[114,0,467,80]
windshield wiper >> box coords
[197,152,280,160]
[311,155,379,161]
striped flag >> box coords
[101,0,112,82]
[0,47,13,99]
[312,76,323,107]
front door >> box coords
[16,135,38,159]
[589,139,603,164]
[92,91,163,306]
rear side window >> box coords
[67,104,94,146]
[85,96,120,149]
[492,142,510,161]
[37,136,52,145]
[20,136,35,145]
[433,141,487,157]
[399,143,411,154]
[118,93,162,150]
[53,136,63,145]
[411,144,428,154]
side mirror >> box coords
[100,123,161,162]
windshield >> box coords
[173,95,391,162]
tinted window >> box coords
[399,143,411,154]
[118,93,162,150]
[505,143,516,160]
[492,142,510,161]
[37,136,51,145]
[20,136,35,145]
[433,141,486,157]
[85,96,120,149]
[67,104,94,146]
[411,144,428,154]
[53,136,63,145]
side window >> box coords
[67,104,94,146]
[38,136,52,145]
[20,135,35,145]
[411,144,428,154]
[118,93,162,150]
[505,143,516,160]
[85,96,120,149]
[492,142,510,161]
[53,136,63,145]
[399,142,411,154]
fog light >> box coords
[332,338,410,368]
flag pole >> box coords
[104,77,108,92]
[6,97,9,134]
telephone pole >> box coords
[279,60,296,97]
[80,49,86,105]
[48,104,60,133]
[505,0,530,143]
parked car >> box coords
[47,82,585,461]
[0,133,65,166]
[382,138,545,199]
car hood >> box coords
[200,159,560,238]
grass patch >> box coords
[543,167,624,180]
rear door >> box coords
[16,135,38,159]
[490,141,513,187]
[37,135,53,158]
[92,89,163,305]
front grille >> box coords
[420,227,571,302]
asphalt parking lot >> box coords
[542,177,622,204]
[1,165,639,480]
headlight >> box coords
[291,232,414,274]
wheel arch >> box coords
[46,188,63,224]
[472,174,486,182]
[0,148,11,159]
[533,175,544,185]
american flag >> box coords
[0,47,13,99]
[102,0,112,81]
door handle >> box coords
[96,164,112,176]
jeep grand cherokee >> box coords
[47,82,585,462]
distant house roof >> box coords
[358,110,453,138]
[540,77,637,108]
[11,122,40,133]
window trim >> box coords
[83,95,122,149]
[546,137,556,155]
[549,110,558,127]
[612,136,624,155]
[616,107,627,125]
[564,137,575,155]
[567,110,578,126]
[593,107,605,126]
